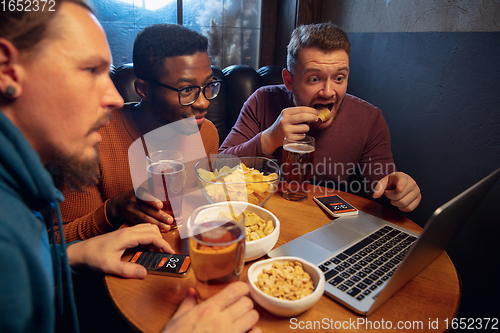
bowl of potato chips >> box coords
[215,201,280,261]
[195,156,280,207]
[247,257,325,317]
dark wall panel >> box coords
[347,31,500,318]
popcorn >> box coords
[254,261,315,300]
[218,210,275,242]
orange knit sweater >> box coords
[55,103,219,243]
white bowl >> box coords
[243,203,280,262]
[186,201,279,262]
[247,256,325,317]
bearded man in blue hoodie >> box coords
[0,1,260,333]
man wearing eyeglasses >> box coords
[55,24,221,242]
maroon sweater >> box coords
[219,85,396,195]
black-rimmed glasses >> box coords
[146,78,222,106]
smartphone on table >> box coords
[130,251,190,277]
[313,194,359,218]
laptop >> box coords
[268,168,500,315]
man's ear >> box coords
[0,38,23,99]
[282,68,293,92]
[134,78,150,101]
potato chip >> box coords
[317,106,331,122]
[197,162,278,205]
[197,168,214,182]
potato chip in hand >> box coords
[317,106,331,122]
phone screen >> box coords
[130,251,190,277]
[313,194,358,217]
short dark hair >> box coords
[133,24,209,80]
[0,0,92,56]
[287,22,351,74]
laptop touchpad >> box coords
[305,223,363,253]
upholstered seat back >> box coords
[110,63,284,145]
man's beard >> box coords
[46,145,100,192]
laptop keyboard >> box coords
[318,225,417,301]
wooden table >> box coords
[105,186,460,332]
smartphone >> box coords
[313,194,359,218]
[130,251,190,277]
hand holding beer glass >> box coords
[187,204,246,301]
[282,136,315,201]
[146,150,186,230]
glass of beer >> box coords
[187,204,245,301]
[146,150,186,230]
[282,135,315,201]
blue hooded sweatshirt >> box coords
[0,110,78,332]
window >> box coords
[89,0,262,69]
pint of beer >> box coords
[282,136,315,201]
[146,150,186,229]
[187,204,245,301]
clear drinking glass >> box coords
[282,136,316,201]
[187,203,246,301]
[146,150,186,230]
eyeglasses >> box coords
[145,78,222,106]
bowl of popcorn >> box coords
[195,156,280,207]
[247,257,325,317]
[214,201,280,262]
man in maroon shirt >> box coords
[220,22,421,212]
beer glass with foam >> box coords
[282,136,315,201]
